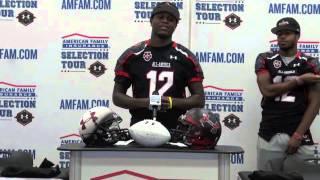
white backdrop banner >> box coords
[1,0,319,179]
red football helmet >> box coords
[79,107,130,147]
[170,108,221,149]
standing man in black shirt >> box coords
[255,17,320,171]
[113,2,204,130]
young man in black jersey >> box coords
[112,2,204,130]
[255,17,320,171]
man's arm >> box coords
[163,81,204,110]
[287,82,320,154]
[257,72,299,97]
[113,81,204,110]
[112,82,149,109]
[295,83,320,135]
[257,72,320,97]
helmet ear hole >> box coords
[171,108,221,149]
[78,106,130,147]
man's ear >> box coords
[150,17,153,25]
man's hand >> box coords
[286,136,302,154]
[299,73,320,84]
[161,96,170,110]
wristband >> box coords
[168,96,173,109]
[294,76,304,86]
[292,132,303,141]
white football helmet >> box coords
[79,106,130,147]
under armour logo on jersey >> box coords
[293,63,300,67]
[169,55,178,60]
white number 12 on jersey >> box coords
[273,76,296,102]
[147,70,174,96]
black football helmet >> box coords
[79,107,130,147]
[170,108,221,149]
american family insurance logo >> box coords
[204,85,244,113]
[270,40,319,58]
[61,33,108,77]
[0,82,36,126]
[59,133,82,168]
[204,85,244,130]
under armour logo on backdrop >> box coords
[224,13,242,30]
[15,110,34,126]
[16,10,36,26]
[89,61,106,77]
[223,114,241,130]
